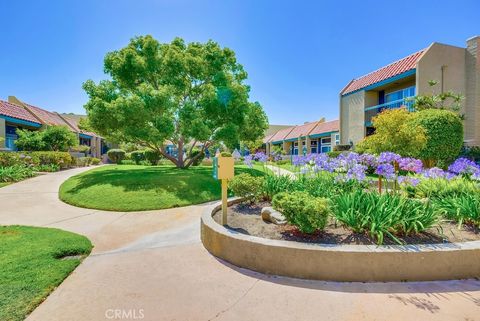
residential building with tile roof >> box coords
[264,118,340,156]
[340,36,480,146]
[0,96,105,158]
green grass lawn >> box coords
[0,226,92,321]
[0,182,10,188]
[273,163,298,173]
[59,165,264,211]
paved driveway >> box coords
[1,167,479,321]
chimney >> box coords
[467,35,480,62]
[465,36,480,146]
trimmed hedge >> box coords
[107,149,126,164]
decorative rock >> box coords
[261,207,287,225]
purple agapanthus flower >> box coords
[375,163,395,179]
[378,152,401,164]
[346,164,367,181]
[292,155,307,167]
[253,151,268,163]
[398,157,423,173]
[243,155,253,168]
[422,167,448,179]
[359,153,378,168]
[448,158,480,176]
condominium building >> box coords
[340,36,480,146]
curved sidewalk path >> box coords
[1,167,479,321]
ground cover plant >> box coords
[233,150,480,244]
[59,164,264,211]
[0,226,92,321]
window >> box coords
[335,134,340,145]
[385,86,415,103]
[320,137,332,153]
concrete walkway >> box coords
[1,167,480,321]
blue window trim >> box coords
[0,115,41,128]
[79,133,93,139]
[341,69,416,97]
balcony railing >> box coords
[365,97,415,113]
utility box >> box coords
[213,156,234,180]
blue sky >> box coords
[1,0,479,125]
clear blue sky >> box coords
[1,0,478,125]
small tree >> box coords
[413,80,464,116]
[41,126,78,151]
[15,129,46,151]
[83,36,268,168]
[409,109,463,166]
[356,108,426,157]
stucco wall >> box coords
[340,91,365,144]
[417,43,469,141]
[465,36,480,146]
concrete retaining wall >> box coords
[201,201,480,282]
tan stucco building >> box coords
[340,36,480,147]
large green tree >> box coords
[83,36,268,168]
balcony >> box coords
[365,97,415,125]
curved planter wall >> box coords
[201,201,480,282]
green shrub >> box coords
[333,190,439,244]
[90,158,101,165]
[107,149,126,164]
[410,109,463,165]
[275,159,290,165]
[263,175,300,200]
[189,149,205,166]
[31,151,74,169]
[33,164,60,172]
[76,157,91,167]
[201,158,213,166]
[433,194,480,227]
[272,191,330,234]
[326,151,342,158]
[0,165,36,182]
[71,145,90,153]
[130,150,145,165]
[16,126,77,152]
[229,173,264,203]
[144,149,161,165]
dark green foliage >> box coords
[433,194,480,227]
[326,151,342,158]
[189,149,205,166]
[333,144,352,151]
[333,190,439,244]
[107,149,126,164]
[410,109,463,165]
[229,173,264,203]
[272,191,330,234]
[130,150,145,165]
[0,152,74,169]
[405,178,479,199]
[144,149,161,165]
[0,226,92,321]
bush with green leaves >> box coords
[130,150,145,165]
[107,149,126,164]
[433,194,480,228]
[262,175,301,201]
[333,190,439,244]
[32,152,74,169]
[15,126,77,152]
[144,149,161,165]
[410,109,463,166]
[0,165,36,182]
[189,149,205,166]
[228,173,264,203]
[33,164,60,172]
[90,157,101,165]
[272,191,330,234]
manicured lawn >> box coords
[274,163,298,173]
[59,165,264,211]
[0,226,92,321]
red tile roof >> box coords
[309,120,339,136]
[60,114,98,137]
[284,121,318,140]
[263,133,274,144]
[0,100,41,125]
[341,49,425,95]
[269,126,295,143]
[22,103,73,129]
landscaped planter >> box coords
[201,200,480,282]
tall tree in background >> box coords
[83,36,268,168]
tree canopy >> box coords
[15,126,77,152]
[83,36,268,168]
